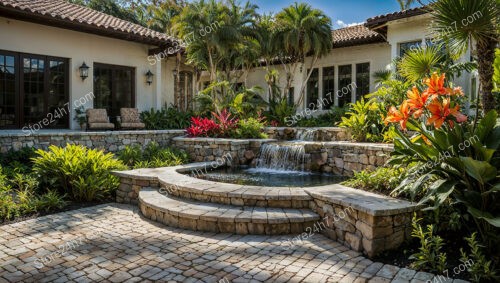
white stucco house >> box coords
[0,0,475,130]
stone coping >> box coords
[321,141,393,151]
[0,129,185,137]
[305,185,421,216]
[113,162,420,217]
[173,136,277,143]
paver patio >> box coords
[0,204,466,283]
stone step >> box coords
[139,188,320,235]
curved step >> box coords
[139,188,320,235]
[157,171,312,209]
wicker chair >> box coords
[86,109,114,131]
[120,108,145,130]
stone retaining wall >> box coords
[116,175,159,204]
[172,137,277,166]
[265,127,350,141]
[0,130,185,153]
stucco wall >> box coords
[0,17,163,129]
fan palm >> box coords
[274,3,332,106]
[430,0,499,112]
[396,0,416,10]
[399,45,444,82]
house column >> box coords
[154,59,162,110]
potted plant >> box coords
[74,106,87,130]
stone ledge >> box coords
[304,185,421,216]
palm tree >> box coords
[396,0,416,10]
[430,0,499,113]
[274,3,332,107]
[146,0,185,34]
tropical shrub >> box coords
[342,167,406,196]
[233,117,268,139]
[117,142,189,169]
[339,99,388,142]
[410,215,448,273]
[386,72,499,247]
[140,106,193,130]
[295,106,348,127]
[32,144,127,201]
[460,232,498,282]
[186,116,221,137]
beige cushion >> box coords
[87,109,109,123]
[120,108,141,123]
[121,122,145,129]
[88,122,115,130]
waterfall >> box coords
[295,129,316,141]
[251,142,306,173]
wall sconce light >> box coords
[79,62,89,81]
[172,69,178,77]
[146,70,154,85]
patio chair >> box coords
[120,108,145,130]
[86,109,115,131]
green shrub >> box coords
[37,190,67,212]
[295,107,348,127]
[233,118,268,139]
[32,144,126,201]
[410,215,447,273]
[460,232,498,282]
[0,147,37,175]
[342,167,406,196]
[339,99,388,142]
[140,106,193,130]
[117,142,189,169]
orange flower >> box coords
[424,72,448,97]
[447,86,464,96]
[406,86,430,118]
[385,100,411,130]
[426,98,467,128]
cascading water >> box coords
[251,142,307,173]
[294,129,316,141]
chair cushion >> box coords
[120,108,141,123]
[121,122,146,129]
[87,109,109,123]
[88,122,115,130]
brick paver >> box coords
[0,204,465,282]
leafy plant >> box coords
[37,190,67,212]
[339,98,387,142]
[186,116,221,137]
[117,145,143,167]
[410,215,448,273]
[386,72,499,248]
[342,167,406,196]
[295,107,348,127]
[32,144,127,202]
[233,117,268,139]
[140,105,193,130]
[117,142,189,169]
[460,232,498,282]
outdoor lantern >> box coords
[146,70,154,85]
[79,62,89,81]
[172,68,178,77]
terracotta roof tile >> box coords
[366,6,428,28]
[0,0,174,46]
[332,24,386,48]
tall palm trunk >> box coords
[476,38,497,113]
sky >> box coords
[249,0,419,29]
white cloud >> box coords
[335,20,365,28]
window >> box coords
[356,63,370,101]
[288,87,295,106]
[94,63,135,122]
[322,67,334,109]
[306,68,319,108]
[399,40,421,57]
[0,51,69,129]
[338,65,352,107]
[174,71,193,111]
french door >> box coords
[93,63,135,122]
[0,50,69,129]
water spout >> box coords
[252,142,306,173]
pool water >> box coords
[191,166,346,187]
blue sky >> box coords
[250,0,419,29]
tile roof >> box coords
[332,24,386,48]
[0,0,174,46]
[366,6,428,28]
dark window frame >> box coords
[355,62,370,101]
[338,64,352,107]
[93,62,136,121]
